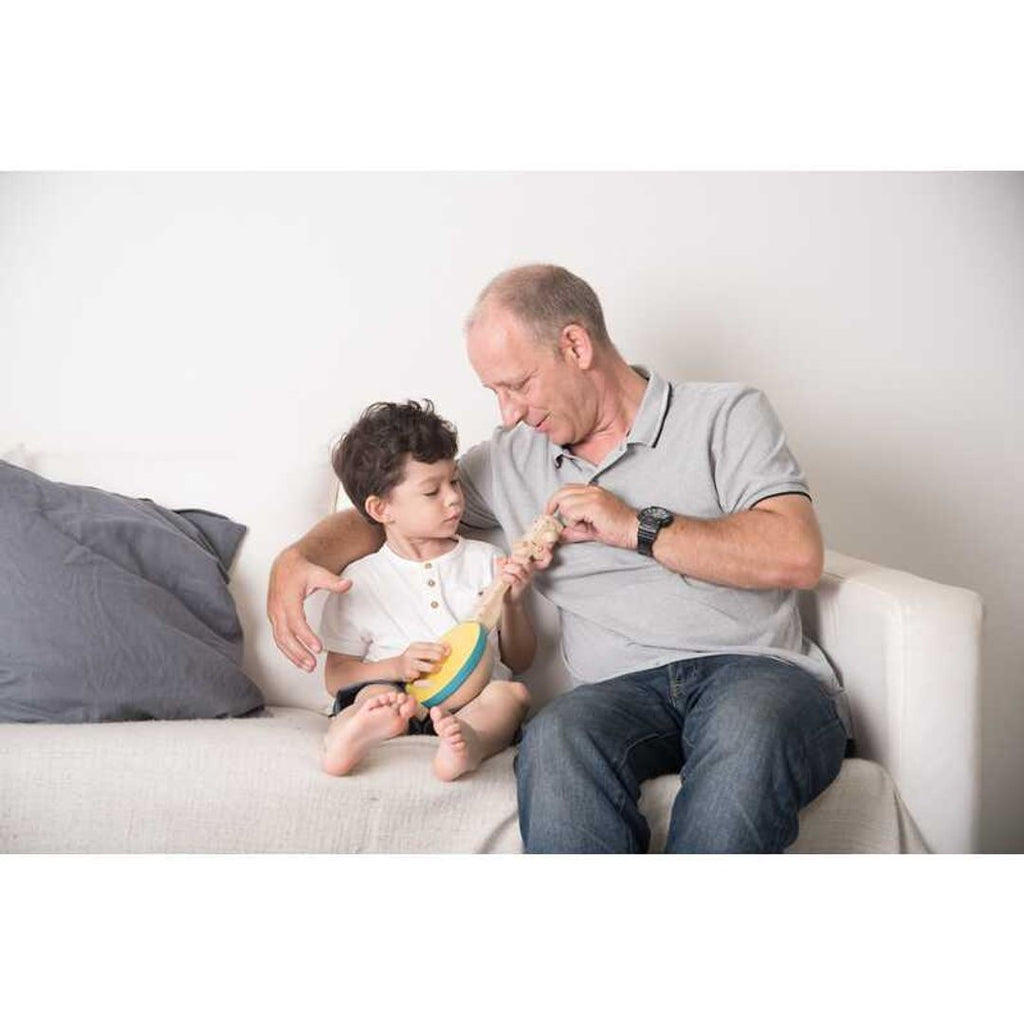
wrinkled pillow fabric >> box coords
[0,460,264,723]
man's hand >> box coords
[545,485,637,549]
[393,642,451,684]
[267,547,353,672]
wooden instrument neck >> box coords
[472,514,562,631]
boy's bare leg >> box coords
[430,680,530,782]
[323,684,417,776]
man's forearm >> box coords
[650,502,824,591]
[294,509,384,574]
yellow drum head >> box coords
[405,621,488,708]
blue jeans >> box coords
[515,654,848,853]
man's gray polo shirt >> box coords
[458,366,848,730]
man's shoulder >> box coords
[494,423,553,465]
[467,423,547,452]
[666,380,770,423]
[670,379,760,402]
[461,424,550,474]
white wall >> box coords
[2,172,1021,851]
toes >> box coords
[438,716,460,736]
[440,722,464,745]
[360,691,409,716]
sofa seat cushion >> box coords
[0,706,926,853]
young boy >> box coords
[319,399,541,781]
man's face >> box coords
[466,305,592,447]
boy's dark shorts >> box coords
[330,681,437,736]
[330,680,525,744]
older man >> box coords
[268,264,849,852]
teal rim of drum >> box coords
[420,626,488,708]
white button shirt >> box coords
[319,536,512,680]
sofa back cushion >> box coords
[25,449,340,712]
[0,460,265,722]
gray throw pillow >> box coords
[0,460,264,723]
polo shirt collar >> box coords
[625,365,672,448]
[551,365,671,467]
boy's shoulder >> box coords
[455,535,506,563]
[340,548,390,583]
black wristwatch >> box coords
[636,506,674,557]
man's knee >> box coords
[519,693,575,759]
[689,663,846,796]
[671,675,846,853]
[703,663,837,742]
[518,685,620,779]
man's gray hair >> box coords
[466,264,612,349]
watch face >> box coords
[642,506,673,526]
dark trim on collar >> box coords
[625,366,672,449]
[649,382,672,449]
[550,365,673,467]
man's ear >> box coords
[364,495,390,525]
[561,323,594,370]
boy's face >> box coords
[371,457,464,539]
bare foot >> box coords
[430,706,485,781]
[323,691,416,775]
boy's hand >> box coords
[394,642,451,683]
[497,546,543,606]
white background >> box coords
[1,1,1022,1017]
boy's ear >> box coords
[364,495,390,525]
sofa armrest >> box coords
[798,551,983,852]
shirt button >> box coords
[425,563,432,569]
[427,579,436,587]
[430,601,439,609]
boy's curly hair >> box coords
[332,400,459,523]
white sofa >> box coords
[0,449,983,853]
